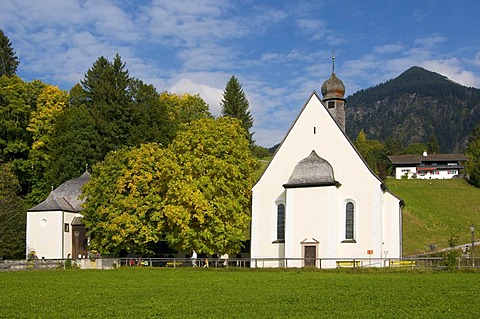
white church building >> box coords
[250,65,403,268]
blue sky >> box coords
[2,0,480,147]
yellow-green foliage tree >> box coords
[163,117,255,254]
[81,143,171,255]
[160,92,212,141]
[354,129,389,179]
[0,75,46,196]
[26,85,68,203]
[82,117,255,256]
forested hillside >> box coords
[346,66,480,153]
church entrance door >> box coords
[304,245,316,267]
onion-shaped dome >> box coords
[321,73,345,100]
[284,151,337,188]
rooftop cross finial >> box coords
[85,163,88,172]
[331,48,336,74]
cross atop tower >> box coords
[331,48,336,74]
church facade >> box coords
[250,68,403,268]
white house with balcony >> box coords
[388,152,468,179]
[250,66,403,269]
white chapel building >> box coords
[250,66,403,268]
[26,170,90,259]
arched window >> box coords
[277,204,285,241]
[345,202,354,240]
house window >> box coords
[277,204,285,241]
[448,170,457,175]
[328,101,335,109]
[64,223,70,232]
[345,202,354,240]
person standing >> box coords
[191,250,197,267]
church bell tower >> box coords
[321,55,346,132]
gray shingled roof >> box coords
[29,170,91,212]
[284,150,337,188]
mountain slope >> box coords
[346,66,480,152]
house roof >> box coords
[388,154,468,165]
[28,170,91,212]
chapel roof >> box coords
[284,150,337,188]
[28,170,91,212]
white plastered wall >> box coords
[26,210,82,259]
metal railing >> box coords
[2,256,479,271]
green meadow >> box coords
[386,178,480,255]
[1,268,479,318]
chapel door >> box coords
[304,245,316,267]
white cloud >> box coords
[169,78,224,116]
[473,51,480,67]
[422,59,480,88]
[373,44,404,54]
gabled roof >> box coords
[255,91,402,202]
[388,154,468,165]
[28,170,91,212]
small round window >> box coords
[40,218,47,226]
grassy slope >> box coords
[386,178,480,256]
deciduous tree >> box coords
[354,130,389,179]
[25,86,68,204]
[82,117,256,256]
[81,143,170,255]
[162,117,256,254]
[0,75,46,195]
[0,163,25,259]
[161,92,212,142]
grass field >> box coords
[386,178,480,256]
[1,268,480,318]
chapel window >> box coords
[277,204,285,241]
[345,202,354,240]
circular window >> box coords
[40,218,47,226]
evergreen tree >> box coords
[220,75,254,146]
[404,142,427,155]
[384,136,404,155]
[45,104,96,190]
[81,54,133,161]
[0,30,19,76]
[465,124,480,187]
[427,132,440,154]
